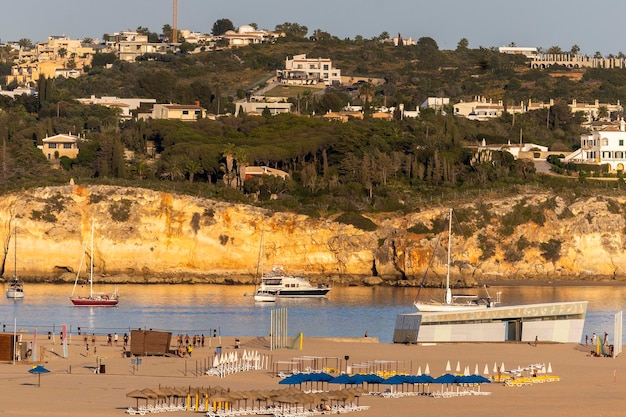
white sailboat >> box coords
[6,223,24,299]
[70,219,118,307]
[414,208,499,312]
[252,225,278,303]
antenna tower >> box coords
[172,0,178,43]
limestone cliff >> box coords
[1,185,625,286]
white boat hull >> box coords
[414,302,487,312]
[6,280,24,299]
[254,294,277,302]
[6,290,24,299]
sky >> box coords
[2,0,626,56]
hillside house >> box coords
[277,54,341,86]
[77,96,157,120]
[6,36,95,85]
[573,119,626,171]
[39,133,80,161]
[222,25,283,47]
[139,103,207,121]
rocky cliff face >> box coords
[1,185,625,286]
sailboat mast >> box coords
[90,219,94,298]
[13,222,16,280]
[445,208,453,305]
[254,224,265,289]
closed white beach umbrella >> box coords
[417,366,422,375]
[483,364,490,375]
[445,360,451,372]
[547,363,552,373]
[474,364,479,375]
[455,361,461,373]
[425,364,430,375]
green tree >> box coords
[546,46,563,54]
[112,137,126,178]
[184,159,203,183]
[456,38,469,51]
[18,38,33,50]
[274,22,308,39]
[212,18,235,36]
[162,24,174,42]
[311,29,332,42]
[133,157,150,180]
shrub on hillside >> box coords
[334,212,377,231]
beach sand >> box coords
[0,333,622,417]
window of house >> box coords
[48,143,57,149]
[182,110,189,115]
[602,138,609,146]
[63,143,73,149]
[620,139,624,146]
[323,64,329,70]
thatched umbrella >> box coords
[141,388,159,402]
[207,393,232,413]
[126,390,148,409]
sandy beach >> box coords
[0,333,622,417]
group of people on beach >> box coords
[585,331,609,346]
[82,332,130,357]
[175,334,205,357]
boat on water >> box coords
[255,266,331,298]
[414,208,499,312]
[254,289,279,302]
[397,208,589,344]
[6,224,24,299]
[70,220,118,307]
[6,279,24,299]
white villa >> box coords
[572,119,626,171]
[77,95,157,119]
[277,54,341,86]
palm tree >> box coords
[133,158,150,180]
[234,147,249,189]
[184,159,203,183]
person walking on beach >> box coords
[123,333,129,347]
[114,333,118,345]
[592,333,596,345]
[85,343,89,357]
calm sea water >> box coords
[0,284,623,344]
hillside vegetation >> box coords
[0,37,624,219]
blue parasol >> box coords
[28,365,50,387]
